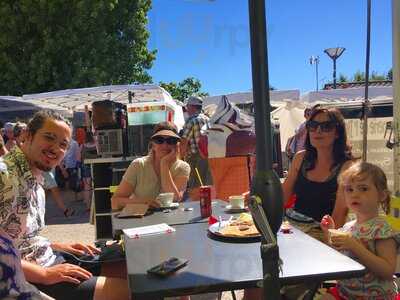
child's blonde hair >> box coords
[338,161,391,214]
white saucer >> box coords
[160,202,179,209]
[225,205,247,212]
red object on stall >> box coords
[199,186,213,218]
[208,215,218,225]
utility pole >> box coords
[310,56,320,91]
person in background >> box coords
[80,131,98,211]
[13,122,27,147]
[180,96,212,197]
[4,122,17,151]
[0,134,7,157]
[286,105,321,163]
[320,162,398,299]
[112,121,190,210]
[0,111,129,300]
[42,170,75,217]
[62,136,81,192]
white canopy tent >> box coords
[203,89,300,107]
[22,84,176,112]
[270,101,307,150]
[301,86,393,103]
[0,96,71,121]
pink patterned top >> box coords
[338,217,399,300]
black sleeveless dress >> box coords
[293,158,344,222]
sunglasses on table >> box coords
[306,120,337,132]
[152,136,179,145]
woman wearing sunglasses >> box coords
[282,107,354,236]
[111,122,190,209]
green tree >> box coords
[339,74,349,83]
[0,0,156,95]
[370,71,386,81]
[159,77,209,103]
[353,71,365,82]
[387,68,393,80]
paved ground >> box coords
[41,188,242,300]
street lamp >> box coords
[309,55,320,91]
[324,47,346,89]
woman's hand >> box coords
[160,147,178,167]
[44,263,92,285]
[320,215,335,232]
[51,242,100,256]
[148,199,161,208]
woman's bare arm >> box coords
[282,151,305,204]
[111,179,137,210]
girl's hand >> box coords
[331,235,360,252]
[320,215,335,231]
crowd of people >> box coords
[0,97,399,300]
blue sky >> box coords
[147,0,392,96]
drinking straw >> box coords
[194,167,204,186]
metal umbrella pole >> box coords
[248,0,284,299]
[393,0,400,196]
[362,0,372,162]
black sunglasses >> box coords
[306,120,337,132]
[152,136,179,145]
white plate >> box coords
[225,205,248,213]
[208,221,230,235]
[159,202,179,209]
[208,221,260,239]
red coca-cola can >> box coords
[199,185,213,218]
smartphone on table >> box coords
[147,257,189,277]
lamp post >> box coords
[324,47,346,89]
[309,56,320,91]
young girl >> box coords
[320,161,399,300]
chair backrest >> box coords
[208,155,255,201]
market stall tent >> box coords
[0,96,71,122]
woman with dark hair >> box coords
[111,121,190,210]
[282,107,354,232]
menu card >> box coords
[123,223,176,239]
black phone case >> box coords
[147,257,188,277]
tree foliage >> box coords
[0,0,156,95]
[339,74,349,83]
[387,68,393,81]
[159,77,209,103]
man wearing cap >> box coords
[181,96,213,196]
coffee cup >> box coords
[157,193,174,207]
[228,195,245,209]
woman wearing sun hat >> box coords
[111,121,190,210]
